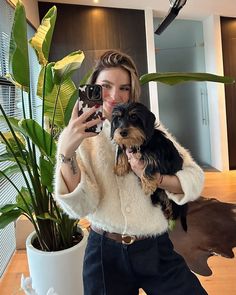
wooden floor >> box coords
[0,171,236,295]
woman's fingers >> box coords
[82,117,104,132]
[125,149,144,178]
[125,149,132,159]
[71,102,102,123]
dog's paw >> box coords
[141,175,158,195]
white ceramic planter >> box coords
[26,228,88,295]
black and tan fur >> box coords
[111,102,188,231]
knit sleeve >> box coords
[53,131,101,219]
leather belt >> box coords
[91,225,147,245]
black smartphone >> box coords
[78,84,103,133]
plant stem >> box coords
[41,65,47,129]
[20,88,44,211]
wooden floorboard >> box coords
[0,171,236,294]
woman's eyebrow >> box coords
[101,80,131,88]
[101,79,112,84]
[121,84,131,87]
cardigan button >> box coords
[125,206,131,213]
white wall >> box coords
[9,0,40,28]
[145,9,229,171]
[22,0,40,28]
[144,8,159,119]
[203,15,229,171]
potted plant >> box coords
[0,1,88,294]
[0,1,234,295]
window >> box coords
[0,0,41,277]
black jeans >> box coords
[83,229,208,295]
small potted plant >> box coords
[0,1,233,294]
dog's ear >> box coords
[114,146,131,176]
[145,110,156,139]
[110,122,115,139]
[110,116,118,139]
[110,108,122,139]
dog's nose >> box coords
[120,129,128,137]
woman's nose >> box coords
[110,89,120,101]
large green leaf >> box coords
[78,69,93,87]
[0,153,14,162]
[0,116,23,134]
[7,0,30,91]
[16,187,33,213]
[0,164,25,179]
[63,69,92,126]
[37,63,55,98]
[64,89,79,126]
[37,63,78,127]
[29,6,57,65]
[19,119,56,158]
[139,72,235,86]
[40,157,54,192]
[0,153,23,163]
[0,203,18,213]
[0,209,22,229]
[0,131,26,152]
[53,51,85,84]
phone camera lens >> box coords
[87,85,101,101]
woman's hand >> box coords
[125,149,145,178]
[59,101,104,157]
[125,149,183,194]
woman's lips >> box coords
[107,101,117,108]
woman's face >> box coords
[95,67,131,120]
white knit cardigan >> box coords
[54,120,204,237]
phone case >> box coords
[78,85,103,133]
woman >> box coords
[54,50,207,295]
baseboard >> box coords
[15,216,34,250]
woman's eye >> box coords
[102,84,111,89]
[120,86,130,91]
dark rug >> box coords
[169,197,236,276]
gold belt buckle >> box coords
[121,234,136,245]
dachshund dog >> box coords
[111,102,188,231]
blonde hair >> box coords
[90,50,141,102]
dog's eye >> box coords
[113,115,121,121]
[129,114,137,121]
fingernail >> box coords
[101,117,106,121]
[95,104,101,108]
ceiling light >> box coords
[155,0,187,35]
